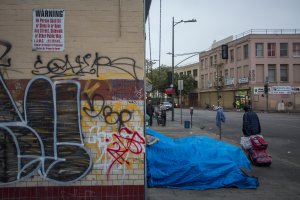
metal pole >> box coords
[266,88,269,112]
[180,89,182,124]
[266,77,269,113]
[171,17,175,121]
[217,64,220,107]
[219,125,222,140]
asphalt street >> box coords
[146,108,300,200]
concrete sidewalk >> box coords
[145,112,300,200]
[148,112,233,142]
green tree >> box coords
[173,73,195,98]
[145,60,195,103]
[146,63,171,93]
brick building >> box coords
[0,0,150,199]
[175,29,300,112]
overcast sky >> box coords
[145,0,300,68]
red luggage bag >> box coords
[248,148,272,166]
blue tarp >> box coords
[146,129,259,190]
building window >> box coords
[256,64,264,83]
[201,75,204,88]
[180,72,183,76]
[237,46,241,61]
[230,49,234,62]
[225,69,229,79]
[243,44,249,59]
[201,59,204,69]
[214,54,217,65]
[193,69,198,77]
[293,43,300,57]
[268,64,276,83]
[255,43,264,57]
[280,43,288,57]
[194,81,198,88]
[294,64,300,83]
[209,56,213,66]
[267,43,276,57]
[213,72,218,86]
[187,70,191,75]
[230,68,234,78]
[237,66,242,78]
[243,65,249,77]
[280,64,288,82]
[205,58,208,68]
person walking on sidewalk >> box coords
[146,100,154,126]
[242,105,261,136]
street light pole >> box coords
[216,64,220,107]
[171,17,175,121]
[171,17,196,121]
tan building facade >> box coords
[0,0,148,199]
[175,29,300,112]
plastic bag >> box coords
[240,136,252,150]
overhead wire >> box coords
[147,12,152,62]
[158,0,162,72]
[147,11,152,75]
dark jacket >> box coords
[146,103,154,116]
[242,111,261,136]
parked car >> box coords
[161,102,172,110]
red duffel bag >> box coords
[250,135,268,150]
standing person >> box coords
[242,105,261,137]
[216,107,225,140]
[232,101,236,111]
[236,100,240,111]
[146,101,154,126]
[160,104,166,126]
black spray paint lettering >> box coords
[82,92,105,118]
[32,53,141,80]
[0,40,11,67]
[0,75,93,185]
[103,105,132,131]
[83,92,132,131]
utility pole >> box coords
[265,77,269,112]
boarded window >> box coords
[256,64,264,83]
[294,64,300,82]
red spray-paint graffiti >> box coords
[106,127,145,177]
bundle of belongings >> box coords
[146,129,259,190]
[241,134,272,166]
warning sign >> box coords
[32,9,65,51]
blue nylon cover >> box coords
[146,129,259,190]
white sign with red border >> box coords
[32,9,65,51]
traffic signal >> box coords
[167,71,172,86]
[264,84,268,94]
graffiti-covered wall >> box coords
[0,0,145,199]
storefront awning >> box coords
[165,88,174,94]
